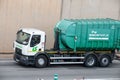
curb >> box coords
[0,53,13,54]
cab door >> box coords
[27,35,41,55]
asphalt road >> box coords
[0,59,120,80]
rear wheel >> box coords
[84,54,97,67]
[99,55,110,67]
[35,55,48,68]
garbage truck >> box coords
[13,18,120,68]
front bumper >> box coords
[14,53,35,65]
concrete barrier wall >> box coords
[0,0,120,53]
[0,0,61,52]
[61,0,120,19]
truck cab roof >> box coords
[19,28,45,35]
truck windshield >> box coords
[16,30,30,45]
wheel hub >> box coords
[102,58,108,65]
[38,58,44,65]
[87,57,95,66]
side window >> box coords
[30,35,41,47]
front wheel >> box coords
[35,55,48,68]
[99,55,110,67]
[84,54,97,67]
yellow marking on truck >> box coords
[28,50,111,54]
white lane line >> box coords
[0,60,14,63]
[84,78,120,80]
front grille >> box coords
[15,48,22,55]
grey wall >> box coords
[0,0,61,52]
[119,0,120,20]
[0,0,120,53]
[61,0,120,19]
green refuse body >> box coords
[54,18,120,51]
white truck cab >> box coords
[13,28,46,65]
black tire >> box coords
[99,55,110,67]
[35,55,48,68]
[84,54,97,67]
